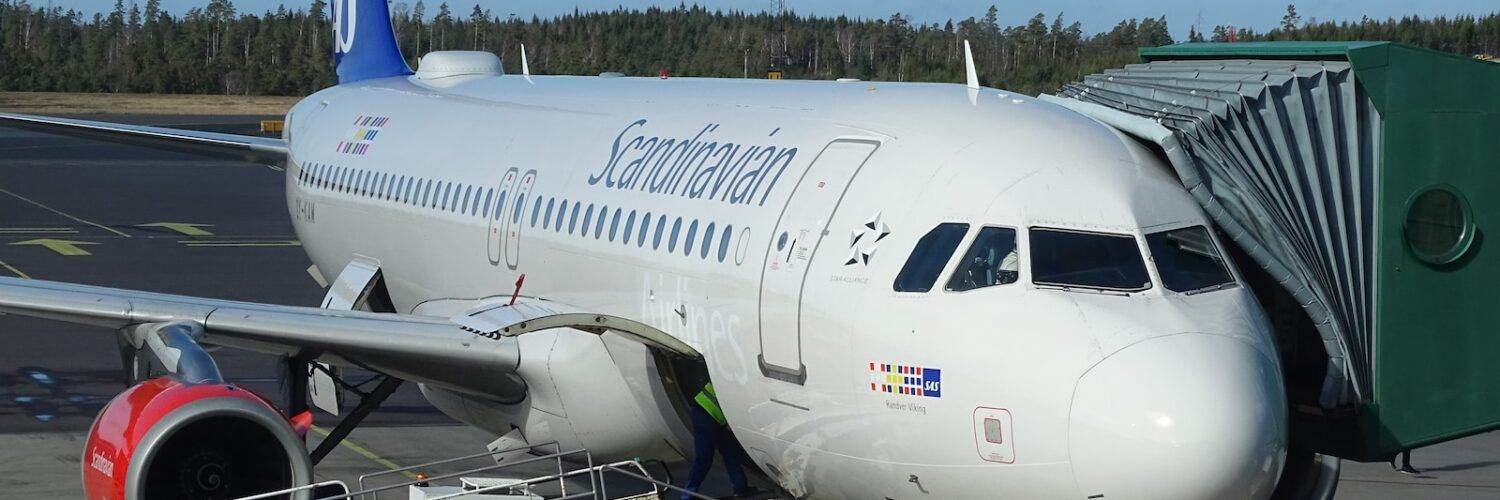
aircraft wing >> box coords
[0,276,525,400]
[0,112,288,164]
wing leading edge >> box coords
[0,276,700,402]
[0,276,524,401]
[0,112,288,164]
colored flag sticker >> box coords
[336,115,390,155]
[868,361,941,398]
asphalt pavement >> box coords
[0,115,1494,499]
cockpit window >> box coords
[893,223,969,293]
[1031,228,1152,292]
[1146,226,1235,293]
[946,227,1019,292]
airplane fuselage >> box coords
[282,73,1288,499]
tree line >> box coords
[0,1,1496,97]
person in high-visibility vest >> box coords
[681,381,756,499]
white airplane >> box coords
[0,0,1291,498]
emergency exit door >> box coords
[758,139,879,383]
[488,168,519,265]
[504,170,536,269]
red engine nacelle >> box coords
[83,377,314,500]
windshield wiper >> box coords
[1183,282,1237,295]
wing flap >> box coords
[0,112,288,164]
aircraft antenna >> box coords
[963,40,979,89]
[521,44,531,77]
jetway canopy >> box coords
[1046,42,1500,460]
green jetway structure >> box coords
[1043,42,1500,461]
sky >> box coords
[56,1,1500,39]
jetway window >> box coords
[1031,228,1151,292]
[893,223,969,293]
[1405,185,1476,265]
[946,227,1019,292]
[1145,226,1235,293]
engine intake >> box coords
[83,377,313,500]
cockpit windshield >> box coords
[1145,226,1235,293]
[946,227,1019,292]
[1031,228,1152,292]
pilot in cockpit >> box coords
[948,227,1019,291]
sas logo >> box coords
[336,115,389,155]
[845,211,891,266]
[869,362,941,398]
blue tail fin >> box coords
[332,0,413,84]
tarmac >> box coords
[0,115,1496,499]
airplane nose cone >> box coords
[1069,334,1286,500]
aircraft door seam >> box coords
[758,138,881,385]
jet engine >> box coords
[86,322,314,500]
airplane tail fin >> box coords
[332,0,412,84]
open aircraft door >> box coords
[758,139,878,383]
[487,168,519,265]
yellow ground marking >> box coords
[9,238,97,256]
[0,186,130,238]
[308,425,417,479]
[0,227,76,234]
[179,239,300,247]
[136,222,215,236]
[0,259,30,279]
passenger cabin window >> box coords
[893,223,969,293]
[1145,226,1235,293]
[1031,228,1151,292]
[946,227,1019,292]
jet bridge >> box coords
[1044,42,1500,461]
